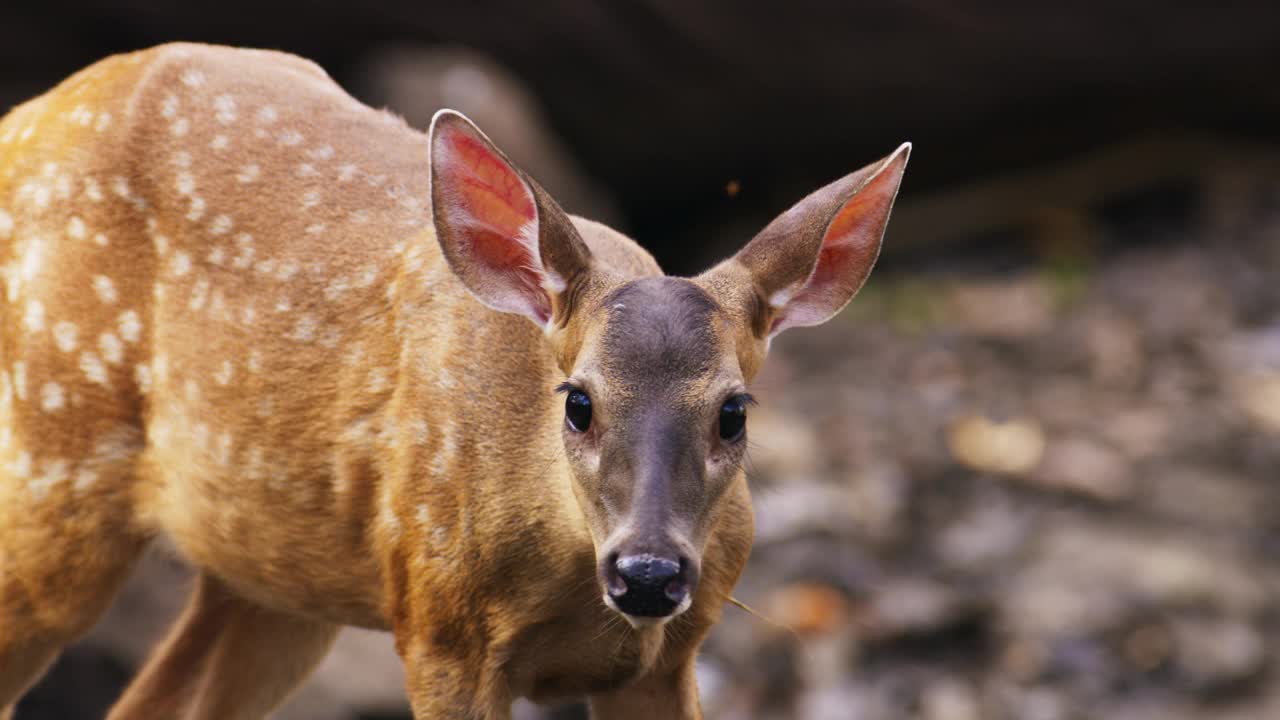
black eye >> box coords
[719,397,748,441]
[565,389,592,432]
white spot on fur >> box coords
[74,468,98,492]
[0,209,13,238]
[189,278,210,311]
[8,361,23,399]
[32,184,51,208]
[11,361,25,399]
[232,233,255,268]
[171,151,193,168]
[275,261,299,282]
[176,172,196,195]
[187,196,206,222]
[171,251,192,277]
[247,350,262,373]
[240,305,257,325]
[278,129,304,146]
[210,288,227,319]
[64,216,87,240]
[338,164,358,182]
[289,314,318,342]
[181,69,206,88]
[381,503,401,540]
[118,310,142,343]
[237,164,260,183]
[214,360,233,386]
[305,223,326,235]
[324,277,349,301]
[210,134,230,151]
[99,332,124,365]
[161,94,179,119]
[209,214,232,235]
[430,424,456,476]
[29,458,69,500]
[193,422,210,450]
[301,190,321,208]
[355,265,378,288]
[208,246,227,265]
[40,381,64,412]
[111,176,132,200]
[93,233,109,247]
[92,275,118,304]
[22,299,45,333]
[134,363,152,394]
[296,163,318,178]
[171,117,190,137]
[213,94,237,124]
[19,236,46,283]
[94,112,112,132]
[367,367,390,394]
[10,450,32,478]
[410,419,430,446]
[256,105,278,124]
[53,322,79,352]
[80,351,109,385]
[84,178,104,202]
[216,432,233,465]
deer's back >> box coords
[0,43,496,626]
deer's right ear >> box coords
[429,110,592,329]
[716,143,910,338]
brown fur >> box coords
[0,43,907,718]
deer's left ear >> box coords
[726,143,910,338]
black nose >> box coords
[609,553,688,617]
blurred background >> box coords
[8,2,1280,719]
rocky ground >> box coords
[18,173,1280,719]
[693,173,1280,720]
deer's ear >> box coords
[730,143,910,338]
[429,110,592,328]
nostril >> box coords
[665,557,691,603]
[604,551,626,596]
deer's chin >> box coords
[602,593,692,629]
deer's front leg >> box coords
[588,661,702,720]
[397,631,512,720]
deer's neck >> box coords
[372,249,593,609]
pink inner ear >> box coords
[434,124,550,322]
[809,189,885,288]
[769,168,899,335]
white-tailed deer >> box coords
[0,43,909,719]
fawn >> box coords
[0,43,909,719]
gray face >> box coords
[560,277,751,624]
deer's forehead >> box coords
[593,278,727,402]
